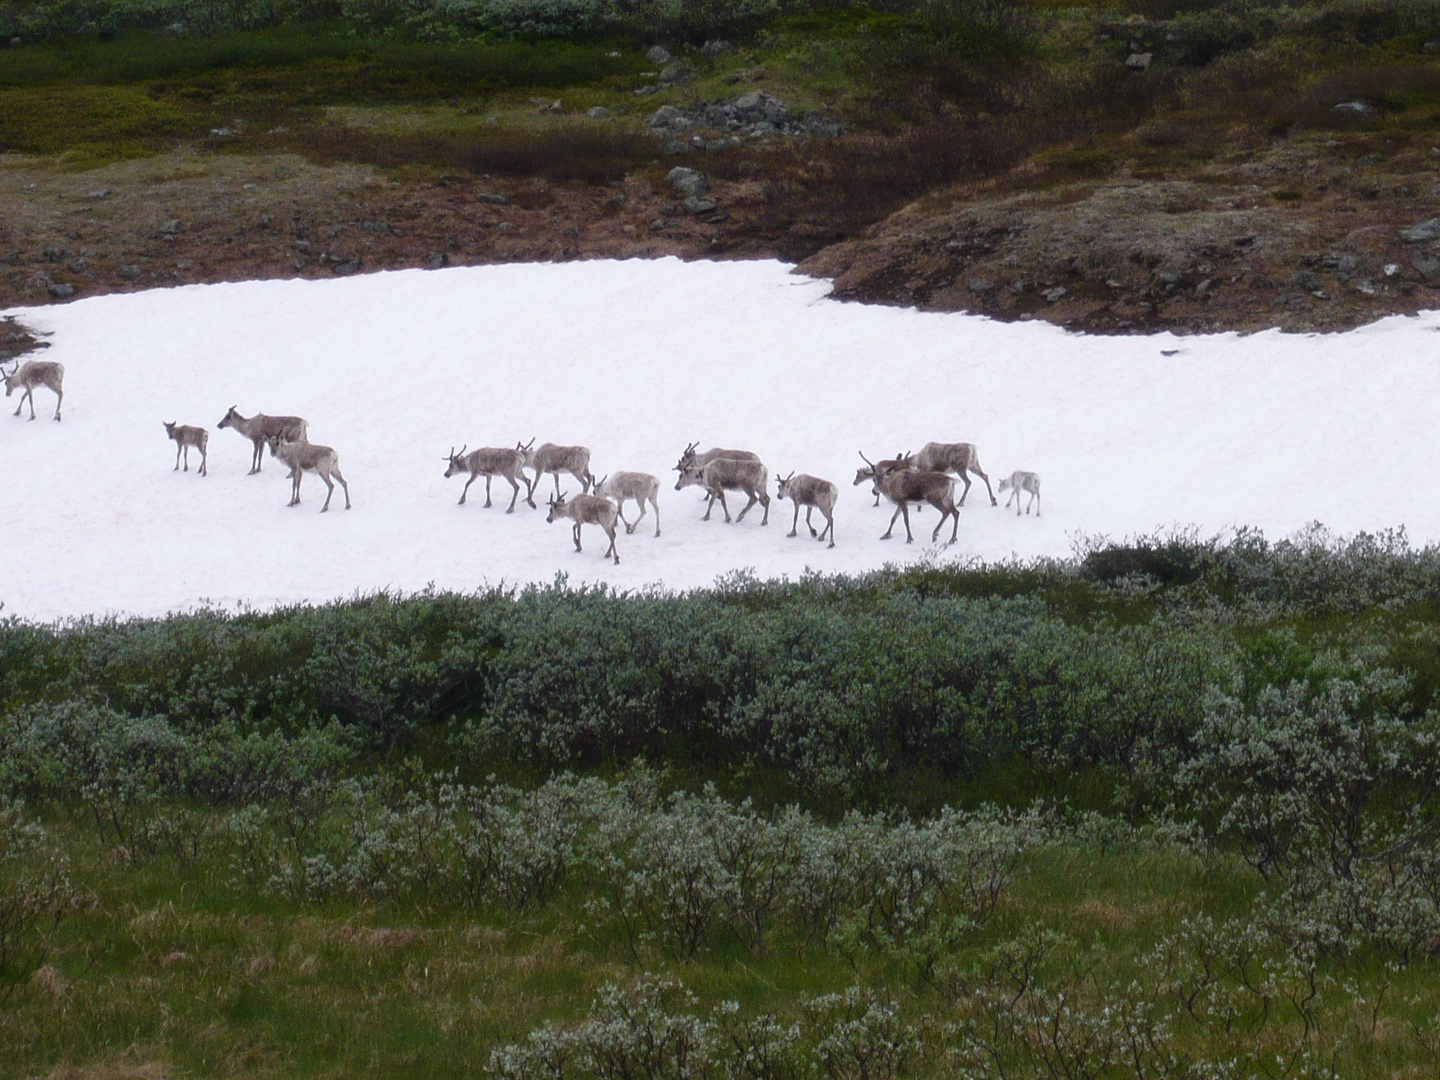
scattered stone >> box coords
[586,106,610,119]
[682,196,717,214]
[1411,251,1440,280]
[1426,39,1440,50]
[658,139,693,155]
[1399,218,1440,242]
[495,221,514,233]
[1355,279,1379,295]
[1291,269,1323,291]
[41,247,66,262]
[46,280,75,298]
[209,127,234,137]
[476,192,509,205]
[1233,235,1255,248]
[423,251,448,268]
[1043,286,1068,302]
[360,220,390,233]
[1196,278,1212,293]
[158,219,181,235]
[1331,100,1374,116]
[1105,278,1124,288]
[67,258,87,273]
[86,188,111,199]
[646,45,673,65]
[119,264,142,280]
[667,167,710,198]
[331,257,360,275]
[530,97,562,112]
[701,39,734,57]
[633,86,658,96]
[650,105,685,127]
[1126,53,1153,70]
[650,218,669,231]
[1385,262,1400,276]
[658,62,694,88]
[968,278,994,292]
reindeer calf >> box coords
[267,435,351,512]
[776,472,837,548]
[676,458,770,525]
[163,422,208,476]
[3,359,64,422]
[445,444,531,512]
[594,472,661,537]
[546,493,620,564]
[998,470,1041,516]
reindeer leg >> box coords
[251,440,263,475]
[52,385,61,422]
[702,491,717,521]
[174,444,182,471]
[616,499,634,534]
[199,444,207,477]
[788,501,799,538]
[824,510,835,548]
[289,469,302,507]
[736,488,758,523]
[955,471,973,507]
[901,503,916,543]
[806,506,818,537]
[882,504,902,540]
[606,523,619,564]
[319,472,336,513]
[524,472,537,510]
[573,522,583,552]
[24,388,36,421]
[484,475,494,508]
[629,498,647,536]
[717,489,733,524]
[973,466,997,507]
[1033,490,1040,517]
[760,493,769,526]
[553,472,563,500]
[505,475,521,513]
[948,503,960,544]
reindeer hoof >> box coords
[787,530,797,538]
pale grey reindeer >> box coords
[914,441,997,507]
[593,472,661,537]
[520,438,594,502]
[998,470,1041,516]
[219,406,308,474]
[863,451,960,545]
[675,441,761,502]
[163,421,208,476]
[266,434,351,512]
[3,359,64,421]
[444,444,532,512]
[546,491,620,564]
[676,458,770,525]
[776,472,837,548]
[852,450,914,507]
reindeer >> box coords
[218,406,308,474]
[546,492,620,564]
[675,458,770,525]
[675,442,761,502]
[266,435,351,512]
[852,451,914,507]
[593,472,661,537]
[163,422,208,476]
[863,452,960,545]
[998,470,1041,516]
[914,441,997,507]
[3,359,64,421]
[444,444,532,512]
[776,472,837,548]
[519,439,593,501]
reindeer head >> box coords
[163,421,178,439]
[776,471,797,499]
[517,437,537,467]
[593,474,609,496]
[996,477,1012,494]
[546,492,569,523]
[855,451,878,486]
[218,405,240,429]
[444,444,468,478]
[674,465,704,492]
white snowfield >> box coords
[2,257,1438,622]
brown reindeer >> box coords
[674,441,762,473]
[675,458,770,525]
[776,472,837,548]
[863,452,960,545]
[219,406,308,474]
[520,439,594,501]
[444,444,532,512]
[852,450,914,507]
[163,422,208,476]
[594,472,662,537]
[914,441,997,507]
[266,434,351,512]
[546,492,620,564]
[3,359,64,421]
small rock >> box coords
[1233,235,1255,248]
[46,281,75,299]
[646,45,673,65]
[633,86,657,96]
[1196,279,1212,293]
[658,139,694,156]
[1291,269,1324,291]
[1355,279,1379,295]
[650,218,669,231]
[159,219,180,235]
[423,251,448,268]
[9,37,20,47]
[86,188,111,199]
[734,90,765,111]
[1426,39,1440,50]
[41,247,66,262]
[360,220,390,233]
[586,106,610,119]
[667,167,710,197]
[331,258,361,275]
[209,127,234,137]
[1125,53,1153,70]
[701,39,734,57]
[476,192,508,205]
[649,105,685,128]
[1412,251,1440,280]
[658,63,694,88]
[259,214,272,226]
[1399,218,1440,242]
[1105,278,1124,288]
[496,221,514,233]
[1385,262,1400,276]
[1331,100,1374,116]
[682,196,717,214]
[68,258,87,273]
[1043,286,1067,302]
[119,264,142,280]
[175,257,193,269]
[968,278,994,292]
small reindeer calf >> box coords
[997,471,1041,516]
[163,422,208,476]
[776,472,837,548]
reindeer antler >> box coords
[859,450,875,468]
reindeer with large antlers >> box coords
[444,444,532,512]
[674,441,762,474]
[776,472,837,548]
[862,451,960,545]
[853,450,914,507]
[546,491,620,564]
[3,359,64,421]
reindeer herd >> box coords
[3,354,1042,564]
